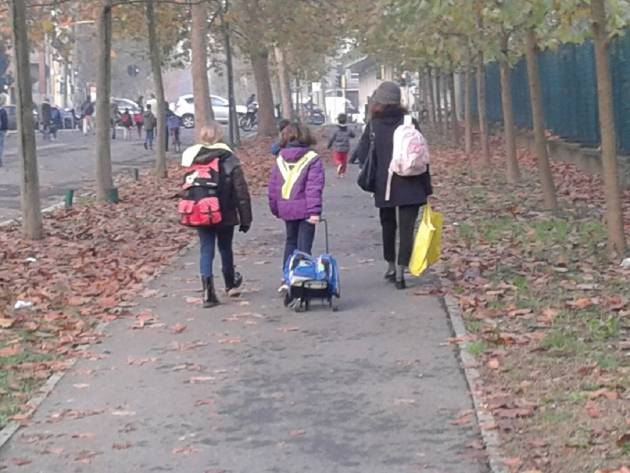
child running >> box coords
[327,113,355,177]
[268,122,325,292]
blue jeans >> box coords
[198,226,234,278]
[145,129,154,149]
[0,130,5,166]
[283,220,316,269]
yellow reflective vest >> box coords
[276,151,319,200]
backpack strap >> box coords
[277,151,318,200]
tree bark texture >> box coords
[449,72,460,146]
[426,66,436,125]
[435,70,442,133]
[191,1,214,139]
[464,66,473,156]
[274,47,293,119]
[10,0,43,239]
[499,41,520,183]
[95,0,114,202]
[476,55,490,165]
[146,0,167,179]
[591,0,626,254]
[251,50,277,137]
[525,29,558,210]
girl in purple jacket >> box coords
[268,123,325,292]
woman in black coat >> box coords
[354,81,432,289]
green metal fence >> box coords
[475,33,630,154]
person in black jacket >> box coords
[0,94,8,167]
[181,122,253,307]
[353,81,432,289]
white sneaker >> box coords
[277,282,289,293]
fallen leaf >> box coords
[112,442,132,450]
[170,323,187,334]
[278,326,300,333]
[585,400,600,419]
[187,376,215,384]
[11,458,32,466]
[0,318,15,329]
[487,358,501,370]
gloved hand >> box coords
[239,224,250,233]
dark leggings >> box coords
[379,204,421,266]
[283,219,316,269]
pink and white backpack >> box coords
[386,115,429,201]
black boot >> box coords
[202,277,219,308]
[223,268,243,297]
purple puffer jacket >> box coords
[268,146,325,221]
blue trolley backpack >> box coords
[283,219,340,312]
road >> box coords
[0,126,251,222]
[0,164,488,473]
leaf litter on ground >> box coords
[431,131,630,473]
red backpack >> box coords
[177,158,223,227]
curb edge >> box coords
[443,294,508,473]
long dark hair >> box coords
[369,102,408,119]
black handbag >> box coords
[357,123,376,193]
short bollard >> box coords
[64,190,74,209]
[106,187,119,204]
[133,168,140,181]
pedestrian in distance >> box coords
[268,122,325,292]
[327,113,355,178]
[353,81,432,289]
[134,110,144,139]
[81,96,95,135]
[167,112,182,152]
[165,105,173,152]
[180,122,253,307]
[143,104,157,150]
[0,94,8,167]
[110,101,119,140]
[40,98,52,141]
[49,105,60,140]
[120,108,133,141]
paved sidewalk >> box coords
[0,165,488,472]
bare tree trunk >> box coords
[435,70,442,134]
[420,69,430,125]
[426,66,436,125]
[95,0,114,202]
[525,29,558,211]
[274,46,292,119]
[191,1,214,138]
[591,0,626,254]
[449,72,460,146]
[10,0,42,239]
[251,49,277,137]
[464,65,473,156]
[500,37,520,183]
[146,0,167,179]
[476,54,490,165]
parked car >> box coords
[4,105,40,130]
[173,94,247,128]
[112,97,142,115]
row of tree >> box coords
[1,0,357,240]
[357,0,629,255]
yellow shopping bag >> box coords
[409,203,443,276]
